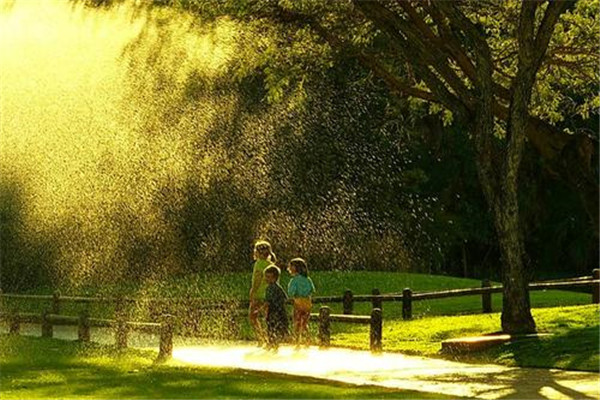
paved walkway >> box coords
[3,324,599,399]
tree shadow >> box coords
[428,329,599,399]
[0,178,56,292]
[414,365,597,399]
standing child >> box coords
[249,240,276,345]
[263,265,289,350]
[287,258,316,346]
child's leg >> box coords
[249,300,267,344]
[268,318,285,351]
[299,310,310,344]
[293,307,302,344]
[295,298,312,345]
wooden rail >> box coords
[1,270,597,312]
[5,279,596,310]
[308,306,382,352]
[328,271,600,319]
[0,311,174,361]
[0,269,597,351]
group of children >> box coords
[249,240,316,350]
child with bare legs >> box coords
[248,240,275,346]
[287,258,315,347]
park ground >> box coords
[1,321,599,400]
[1,272,598,398]
[7,272,599,370]
[0,335,452,400]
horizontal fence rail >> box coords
[1,280,598,313]
[2,271,597,310]
[0,269,597,352]
[307,306,382,352]
[0,311,174,361]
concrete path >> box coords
[2,323,599,400]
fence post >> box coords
[370,308,382,353]
[593,269,599,304]
[52,290,61,314]
[158,314,174,361]
[9,312,20,335]
[115,296,128,349]
[41,310,53,338]
[372,288,382,310]
[343,289,353,315]
[482,279,492,313]
[78,310,90,342]
[402,288,412,320]
[318,306,331,348]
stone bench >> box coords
[441,333,552,353]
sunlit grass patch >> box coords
[330,304,599,372]
[0,335,452,399]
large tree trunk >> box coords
[493,0,572,334]
[494,190,536,333]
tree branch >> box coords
[355,0,472,119]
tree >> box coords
[263,0,594,333]
[93,0,598,333]
[348,0,589,333]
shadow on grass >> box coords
[0,335,448,399]
[495,327,599,399]
[500,326,599,372]
[419,366,597,400]
[427,326,599,399]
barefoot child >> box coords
[264,265,289,350]
[249,240,276,345]
[287,258,315,345]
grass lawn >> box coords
[0,335,450,400]
[330,304,600,372]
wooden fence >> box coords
[0,269,597,354]
[309,306,382,352]
[0,310,174,361]
[318,269,600,319]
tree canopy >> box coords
[133,0,598,333]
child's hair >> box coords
[289,258,308,277]
[264,265,281,280]
[254,240,277,263]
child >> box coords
[249,240,276,345]
[263,265,289,350]
[287,257,315,346]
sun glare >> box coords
[171,343,513,399]
[0,0,240,287]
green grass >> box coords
[0,335,450,400]
[330,304,600,372]
[2,272,594,362]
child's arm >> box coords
[287,278,298,298]
[309,277,316,294]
